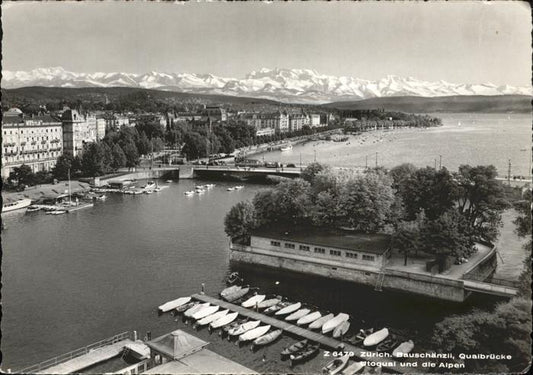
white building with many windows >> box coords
[2,108,63,179]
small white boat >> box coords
[95,194,107,201]
[323,354,350,375]
[197,309,229,326]
[342,361,365,375]
[224,287,250,302]
[2,198,32,213]
[280,143,293,152]
[184,191,195,196]
[364,328,389,347]
[241,294,266,308]
[166,180,173,183]
[210,311,239,329]
[206,184,216,189]
[252,329,282,347]
[285,308,311,322]
[239,325,271,342]
[392,340,415,358]
[297,311,322,326]
[46,210,67,215]
[322,313,349,334]
[26,206,42,213]
[275,302,301,316]
[227,187,235,191]
[192,305,220,320]
[332,321,350,338]
[184,302,210,318]
[257,298,281,309]
[229,320,261,336]
[309,313,334,330]
[196,189,206,195]
[235,185,244,190]
[158,296,191,313]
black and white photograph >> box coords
[1,2,531,374]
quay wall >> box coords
[230,246,467,302]
[463,245,498,282]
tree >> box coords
[224,201,257,244]
[53,154,76,180]
[137,131,151,156]
[8,164,34,186]
[110,144,126,171]
[455,165,508,241]
[81,142,106,176]
[182,131,207,160]
[392,212,425,265]
[122,140,139,170]
[336,170,396,233]
[400,167,458,220]
[301,162,331,184]
[432,297,531,373]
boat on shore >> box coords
[342,360,365,375]
[286,308,311,322]
[257,298,281,310]
[229,320,261,337]
[175,301,197,314]
[241,294,266,308]
[197,309,229,327]
[2,198,32,213]
[280,143,293,152]
[289,343,320,366]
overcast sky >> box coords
[2,1,531,86]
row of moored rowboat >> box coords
[158,287,415,373]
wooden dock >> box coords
[36,339,134,374]
[191,294,410,373]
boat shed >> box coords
[250,225,392,269]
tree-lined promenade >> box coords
[224,162,531,373]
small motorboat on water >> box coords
[175,301,198,314]
[158,296,191,314]
[309,313,334,330]
[281,339,308,357]
[2,198,32,213]
[275,302,301,316]
[342,361,365,375]
[297,311,321,326]
[184,191,195,196]
[332,321,350,339]
[239,325,271,343]
[227,187,235,191]
[252,329,282,349]
[210,312,239,330]
[229,320,261,337]
[364,328,389,347]
[289,343,320,366]
[192,305,220,320]
[184,302,210,318]
[322,313,349,334]
[392,340,415,358]
[280,143,293,152]
[286,308,311,322]
[242,294,266,308]
[322,354,350,375]
[46,210,67,215]
[197,309,229,327]
[26,205,41,213]
[234,185,244,190]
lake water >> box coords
[258,113,532,177]
[1,112,530,372]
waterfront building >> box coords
[204,106,227,122]
[96,118,106,140]
[1,108,63,179]
[288,113,310,132]
[61,109,98,156]
[310,114,322,127]
[241,111,289,135]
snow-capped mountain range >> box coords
[2,67,531,103]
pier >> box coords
[191,293,411,373]
[19,332,134,374]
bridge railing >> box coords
[18,331,132,374]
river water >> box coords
[1,112,530,372]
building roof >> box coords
[251,225,391,255]
[145,329,208,360]
[61,109,83,122]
